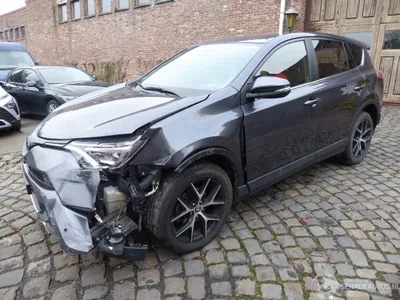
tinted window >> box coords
[383,30,400,49]
[23,70,41,84]
[0,51,35,69]
[142,43,263,92]
[9,70,24,83]
[313,40,348,78]
[256,41,310,87]
[344,32,372,50]
[347,44,363,68]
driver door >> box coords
[242,39,322,193]
[20,69,46,114]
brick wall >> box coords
[0,0,307,81]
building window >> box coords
[9,29,14,41]
[59,4,68,22]
[344,32,373,50]
[15,27,20,40]
[21,26,26,39]
[383,30,400,49]
[118,0,130,10]
[0,32,3,41]
[85,0,95,16]
[101,0,111,13]
[71,0,81,19]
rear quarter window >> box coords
[348,43,363,68]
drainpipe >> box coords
[279,0,286,36]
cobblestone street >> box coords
[0,107,400,300]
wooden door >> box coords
[306,0,400,102]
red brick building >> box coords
[0,0,307,80]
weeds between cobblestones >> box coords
[0,107,400,299]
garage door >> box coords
[305,0,400,103]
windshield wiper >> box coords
[138,82,180,97]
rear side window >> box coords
[312,40,348,79]
[347,43,363,68]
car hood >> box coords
[37,83,209,139]
[0,69,11,81]
[47,80,111,97]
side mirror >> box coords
[247,76,291,100]
[92,74,98,80]
[26,81,40,88]
[34,61,39,66]
[0,81,5,87]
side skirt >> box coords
[237,138,348,200]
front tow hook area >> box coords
[91,211,148,261]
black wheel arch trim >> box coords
[355,96,381,127]
[174,147,245,188]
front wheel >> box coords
[146,162,233,254]
[46,100,59,115]
[340,112,374,165]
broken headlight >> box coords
[66,136,146,169]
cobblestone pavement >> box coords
[1,107,400,300]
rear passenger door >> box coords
[310,39,365,159]
[4,69,27,111]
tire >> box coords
[146,162,233,254]
[340,112,374,165]
[46,100,59,115]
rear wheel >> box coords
[46,100,59,115]
[340,112,373,165]
[146,162,232,254]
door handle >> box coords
[304,98,321,107]
[354,84,365,92]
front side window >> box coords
[141,43,263,93]
[101,0,111,13]
[0,51,35,69]
[23,70,41,84]
[118,0,130,9]
[256,41,310,87]
[85,0,95,16]
[59,4,68,22]
[40,67,94,84]
[383,30,400,49]
[312,40,348,78]
[9,70,24,83]
[72,1,81,19]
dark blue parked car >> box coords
[0,42,36,82]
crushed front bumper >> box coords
[22,143,147,259]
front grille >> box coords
[0,107,16,123]
[28,166,53,189]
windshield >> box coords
[141,43,263,92]
[0,51,35,69]
[40,67,94,84]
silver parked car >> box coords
[0,86,21,131]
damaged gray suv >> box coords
[22,33,382,259]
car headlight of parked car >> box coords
[5,98,17,109]
[66,136,146,169]
[59,95,76,102]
